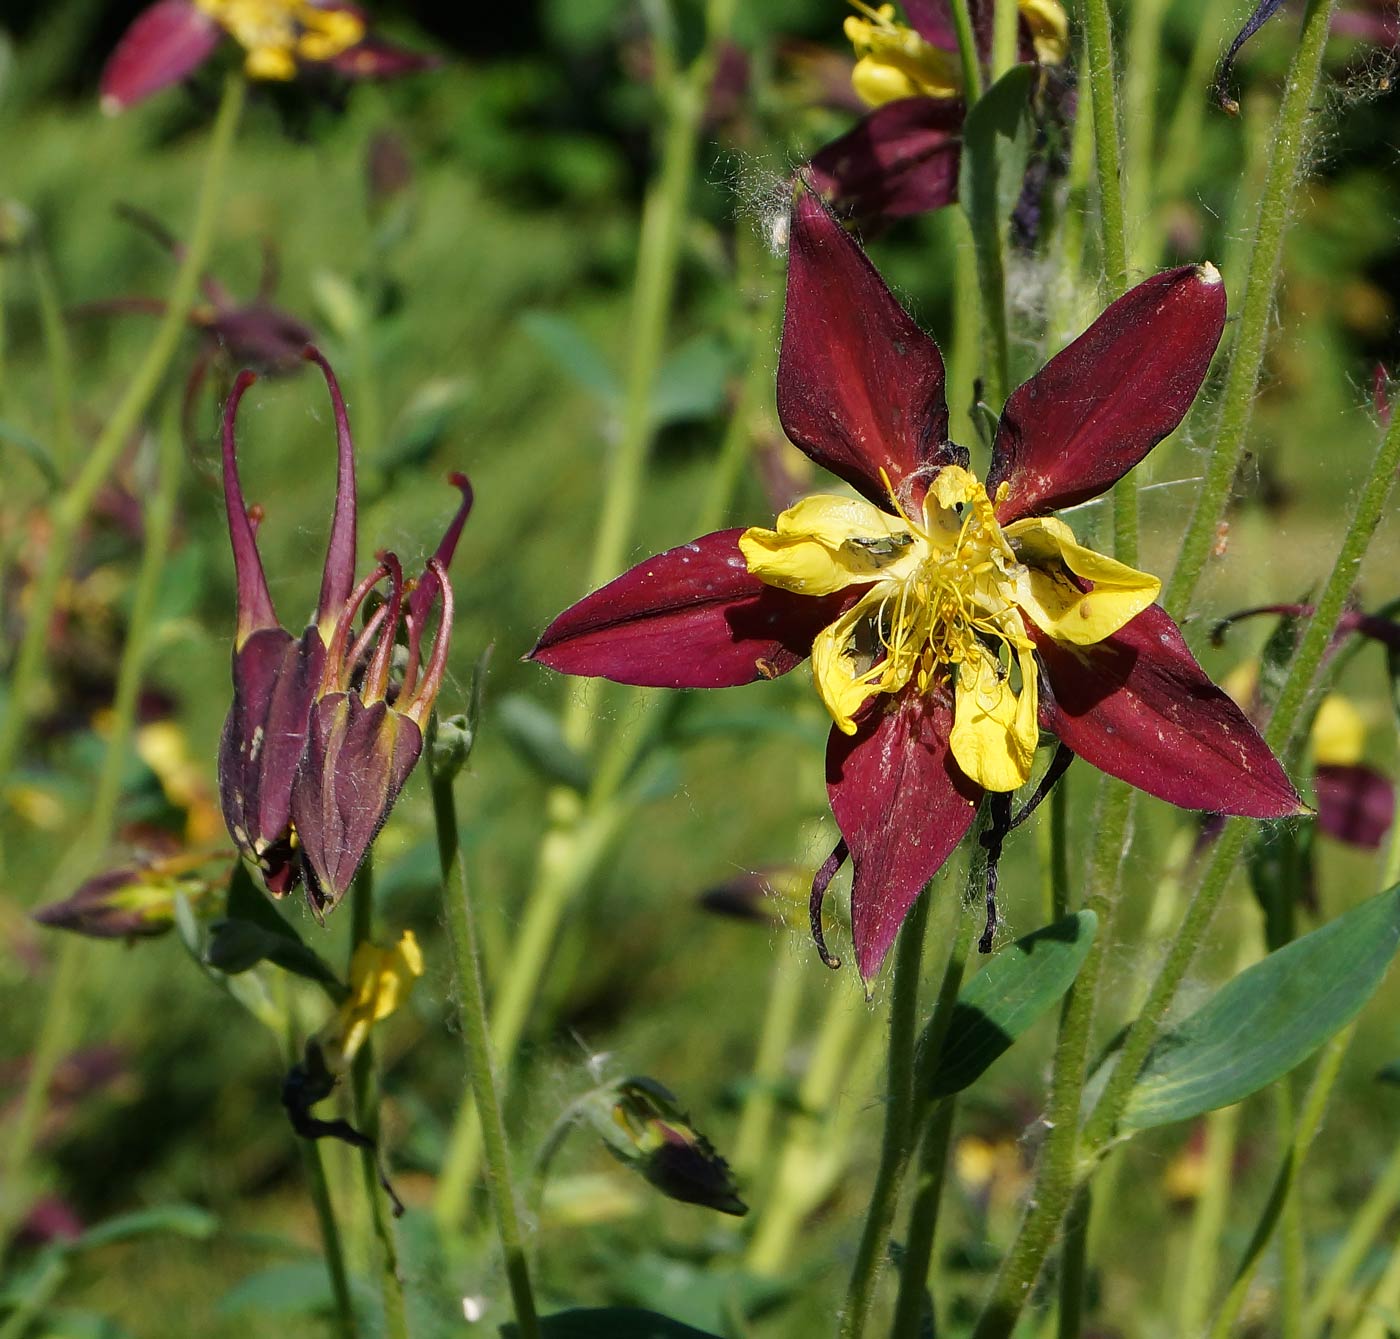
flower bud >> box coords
[33,851,229,940]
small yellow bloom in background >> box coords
[1311,694,1367,766]
[843,0,1068,109]
[844,3,961,106]
[319,930,425,1071]
[194,0,364,81]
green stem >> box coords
[1154,4,1233,212]
[431,746,539,1339]
[1076,0,1134,567]
[1304,1133,1400,1338]
[347,858,408,1339]
[1208,1026,1354,1339]
[1176,1103,1243,1336]
[744,984,878,1276]
[1120,0,1170,273]
[990,0,1018,82]
[300,1137,359,1339]
[567,0,734,751]
[731,956,804,1180]
[0,72,245,788]
[28,242,77,472]
[948,0,985,102]
[1354,1239,1400,1339]
[1056,1187,1091,1339]
[892,883,981,1338]
[839,895,932,1339]
[1163,0,1337,619]
[0,403,180,1252]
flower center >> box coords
[740,463,1162,794]
[195,0,364,79]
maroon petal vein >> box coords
[989,265,1227,523]
[827,689,982,979]
[778,189,954,505]
[530,529,853,689]
[1034,605,1302,819]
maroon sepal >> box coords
[1315,763,1394,850]
[778,188,955,507]
[1034,605,1303,819]
[529,528,853,689]
[325,37,442,80]
[99,0,221,112]
[291,693,424,912]
[219,626,327,893]
[807,98,964,227]
[989,265,1227,523]
[827,688,982,979]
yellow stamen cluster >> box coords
[843,0,1069,109]
[740,466,1160,793]
[194,0,364,80]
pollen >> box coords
[740,462,1161,793]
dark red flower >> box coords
[218,347,470,907]
[531,189,1301,979]
[806,0,1067,225]
[99,0,438,114]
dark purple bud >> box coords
[1315,763,1395,850]
[291,556,424,912]
[33,852,229,939]
[599,1077,747,1216]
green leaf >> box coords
[1121,884,1400,1131]
[215,1263,333,1317]
[206,866,343,996]
[958,64,1034,245]
[503,1309,723,1339]
[496,694,592,791]
[71,1205,218,1251]
[921,911,1098,1099]
[519,310,620,408]
[650,334,732,426]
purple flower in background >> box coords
[100,0,438,114]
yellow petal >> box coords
[1219,658,1260,712]
[1019,0,1069,65]
[950,643,1038,792]
[1006,516,1160,646]
[843,10,961,106]
[740,494,914,596]
[811,593,887,733]
[335,930,425,1065]
[1312,694,1366,766]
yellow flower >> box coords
[320,930,424,1070]
[843,0,1069,109]
[193,0,364,81]
[740,466,1158,792]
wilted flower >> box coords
[599,1077,747,1216]
[807,0,1068,225]
[33,850,230,940]
[218,347,470,908]
[100,0,438,114]
[532,189,1301,979]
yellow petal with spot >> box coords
[1312,694,1366,766]
[1006,516,1160,646]
[1019,0,1069,65]
[740,494,914,596]
[950,643,1038,792]
[811,594,885,734]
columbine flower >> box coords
[531,189,1301,980]
[218,347,470,907]
[100,0,437,114]
[808,0,1069,224]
